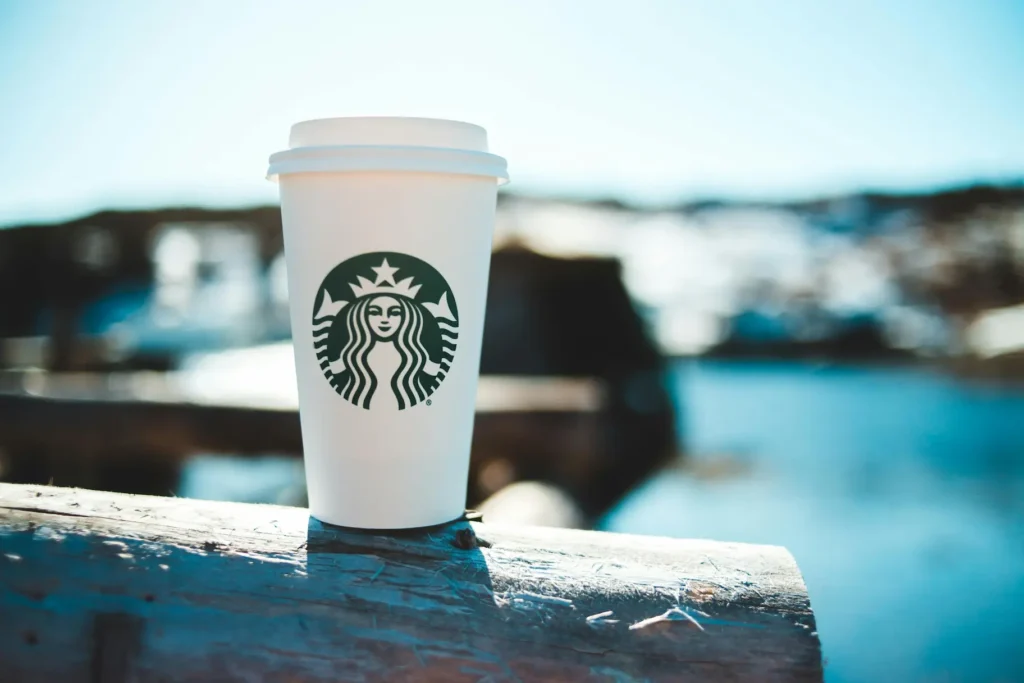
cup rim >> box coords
[267,143,509,184]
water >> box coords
[602,361,1024,683]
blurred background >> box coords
[1,1,1022,680]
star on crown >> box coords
[349,257,422,299]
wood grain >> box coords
[0,484,822,682]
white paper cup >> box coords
[268,117,508,529]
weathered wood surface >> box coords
[0,484,822,682]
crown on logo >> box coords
[349,258,421,299]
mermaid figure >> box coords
[313,257,458,410]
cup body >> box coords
[279,169,498,528]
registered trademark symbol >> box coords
[426,399,432,406]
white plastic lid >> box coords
[268,116,508,184]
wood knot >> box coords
[451,528,491,550]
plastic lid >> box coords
[289,117,489,151]
[268,116,508,183]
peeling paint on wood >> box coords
[0,484,823,681]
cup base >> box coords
[308,509,482,534]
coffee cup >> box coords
[268,117,508,529]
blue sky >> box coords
[0,0,1022,225]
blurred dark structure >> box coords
[479,247,675,517]
[0,207,677,522]
[0,207,285,370]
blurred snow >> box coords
[495,196,1024,357]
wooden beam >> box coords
[0,484,822,682]
[0,368,604,413]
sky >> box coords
[0,0,1022,225]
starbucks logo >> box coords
[313,252,458,410]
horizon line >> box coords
[2,177,1023,231]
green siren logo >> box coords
[313,252,458,410]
